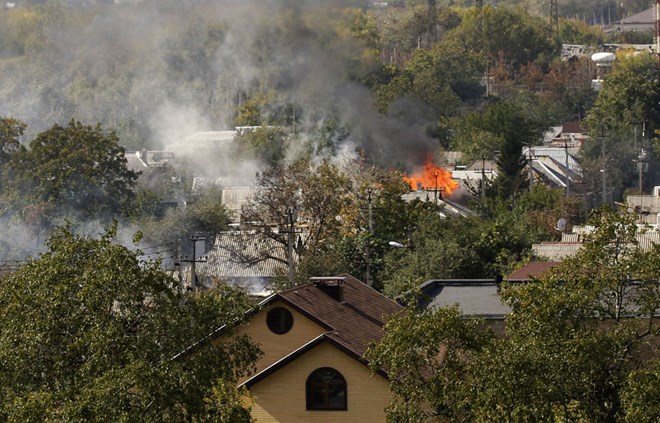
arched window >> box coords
[306,367,347,410]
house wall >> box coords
[235,301,326,376]
[248,342,391,423]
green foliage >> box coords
[621,360,660,423]
[585,53,660,134]
[472,207,660,421]
[0,223,260,421]
[136,187,231,255]
[0,117,25,164]
[235,126,288,167]
[374,208,659,422]
[453,6,556,69]
[559,18,604,45]
[4,120,138,222]
[451,98,546,200]
[379,184,577,297]
[366,306,493,422]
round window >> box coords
[266,307,294,334]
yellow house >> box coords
[234,275,402,422]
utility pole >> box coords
[529,147,533,192]
[550,0,560,44]
[601,133,608,205]
[365,189,374,287]
[180,234,207,290]
[175,239,183,295]
[432,171,439,203]
[564,139,570,197]
[283,208,299,288]
[481,154,486,201]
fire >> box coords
[403,157,459,196]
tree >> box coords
[482,99,545,200]
[372,208,659,422]
[133,186,232,261]
[235,125,288,167]
[0,117,26,199]
[366,305,492,422]
[0,223,260,422]
[584,53,660,135]
[468,207,660,421]
[0,117,25,166]
[6,120,138,222]
[447,6,556,73]
[578,54,659,199]
[239,159,352,285]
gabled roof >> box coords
[239,332,388,388]
[525,147,582,175]
[268,275,403,358]
[507,261,560,282]
[615,7,656,25]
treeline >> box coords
[1,0,658,271]
[0,1,653,149]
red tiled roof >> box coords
[274,274,402,358]
[507,261,560,282]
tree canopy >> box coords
[0,223,260,422]
[3,120,138,222]
[369,207,660,422]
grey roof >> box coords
[419,279,511,319]
[165,131,237,153]
[524,147,582,175]
[197,231,293,280]
[615,7,656,25]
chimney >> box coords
[310,277,346,302]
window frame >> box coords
[305,367,347,411]
[266,306,294,335]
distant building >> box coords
[532,224,660,261]
[543,121,588,149]
[165,131,237,155]
[625,187,660,226]
[612,7,657,33]
[196,230,301,297]
[524,146,583,191]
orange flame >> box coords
[403,157,459,196]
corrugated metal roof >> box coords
[533,231,660,261]
[524,146,582,175]
[196,231,294,280]
[532,242,584,261]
